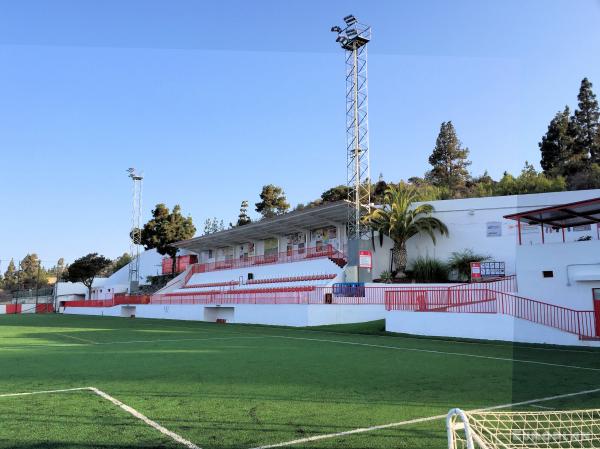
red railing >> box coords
[182,245,345,286]
[63,295,151,308]
[385,288,497,313]
[385,287,597,339]
[247,274,337,285]
[183,280,239,289]
[495,291,597,338]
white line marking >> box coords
[249,387,600,449]
[530,404,553,410]
[89,387,201,449]
[0,336,266,350]
[95,336,266,345]
[0,386,201,449]
[267,335,600,372]
[56,333,97,344]
[0,387,91,398]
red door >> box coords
[594,289,600,337]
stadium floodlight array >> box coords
[447,408,600,449]
[330,15,372,243]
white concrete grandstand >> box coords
[58,191,600,347]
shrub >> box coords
[378,270,394,283]
[447,249,490,281]
[409,257,449,283]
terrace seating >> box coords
[183,280,239,290]
[246,274,337,285]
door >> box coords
[594,289,600,337]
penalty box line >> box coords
[0,386,201,449]
[250,387,600,449]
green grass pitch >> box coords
[1,314,599,449]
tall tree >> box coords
[255,184,290,218]
[203,217,225,235]
[111,253,132,274]
[572,77,600,164]
[426,121,471,191]
[237,201,251,226]
[539,106,573,174]
[321,185,350,203]
[3,259,18,291]
[64,253,111,299]
[19,254,47,290]
[363,185,449,276]
[140,204,196,274]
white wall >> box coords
[385,311,600,347]
[406,189,600,276]
[516,240,600,310]
[101,249,164,294]
[63,303,386,327]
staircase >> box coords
[329,256,347,268]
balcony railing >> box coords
[183,244,345,285]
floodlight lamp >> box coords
[343,15,357,25]
[346,28,358,38]
[331,25,342,33]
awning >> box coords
[173,201,350,253]
[504,197,600,228]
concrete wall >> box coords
[63,303,386,327]
[406,189,600,276]
[516,239,600,310]
[385,311,600,347]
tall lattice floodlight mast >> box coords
[127,168,143,293]
[331,15,372,241]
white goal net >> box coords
[447,408,600,449]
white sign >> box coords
[359,250,372,269]
[486,221,502,237]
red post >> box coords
[517,219,522,245]
[541,224,545,244]
[562,227,565,243]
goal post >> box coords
[447,408,600,449]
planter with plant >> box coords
[447,249,490,282]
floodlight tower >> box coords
[331,15,372,242]
[127,168,143,293]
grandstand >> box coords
[51,190,600,347]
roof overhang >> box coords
[173,201,350,253]
[503,197,600,228]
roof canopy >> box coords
[173,201,350,253]
[504,197,600,228]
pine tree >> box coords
[539,106,573,174]
[426,121,471,191]
[237,201,251,226]
[572,78,600,164]
[3,259,18,291]
[19,254,48,289]
[255,184,290,218]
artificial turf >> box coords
[0,314,599,449]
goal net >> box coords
[447,408,600,449]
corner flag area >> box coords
[1,314,599,449]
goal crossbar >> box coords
[447,408,600,449]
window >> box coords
[542,271,554,278]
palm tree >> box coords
[363,185,449,276]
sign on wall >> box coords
[359,250,372,270]
[471,261,505,280]
[486,221,502,237]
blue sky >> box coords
[1,0,599,267]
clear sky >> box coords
[1,0,600,267]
